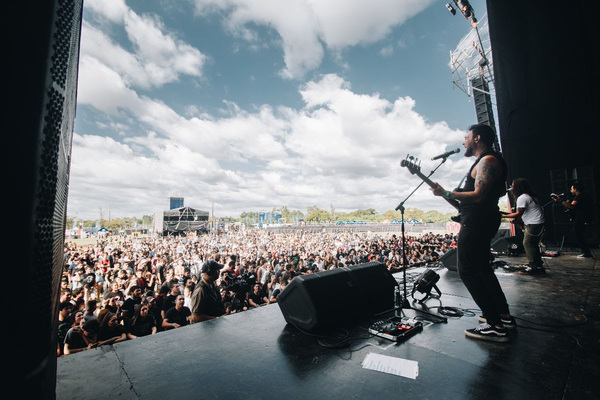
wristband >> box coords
[445,191,451,200]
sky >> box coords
[68,0,491,221]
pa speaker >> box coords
[491,236,522,256]
[277,262,397,333]
[8,1,83,397]
[471,76,496,129]
[439,248,458,271]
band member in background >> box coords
[502,178,546,274]
[552,182,593,258]
[431,124,514,343]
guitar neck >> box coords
[415,170,460,211]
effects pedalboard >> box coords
[368,317,423,342]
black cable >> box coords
[426,306,477,318]
[514,314,588,328]
[514,323,599,357]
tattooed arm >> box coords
[431,155,500,204]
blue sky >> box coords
[69,0,491,220]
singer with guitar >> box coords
[430,124,514,343]
[502,178,546,274]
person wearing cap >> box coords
[190,260,226,322]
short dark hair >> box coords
[59,301,73,311]
[571,182,583,192]
[159,285,170,295]
[82,319,100,335]
[86,299,97,311]
[468,123,496,147]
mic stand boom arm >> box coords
[394,156,450,322]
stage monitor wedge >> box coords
[277,262,397,333]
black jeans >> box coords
[457,213,509,326]
[573,218,591,256]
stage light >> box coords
[446,3,456,15]
[457,0,473,18]
[411,269,442,303]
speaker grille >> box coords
[19,0,83,395]
[277,262,397,332]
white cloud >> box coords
[191,0,435,79]
[81,0,207,90]
[71,72,467,219]
[379,45,394,57]
[77,55,144,115]
[85,0,129,23]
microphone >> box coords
[431,148,460,160]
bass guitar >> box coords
[400,156,461,222]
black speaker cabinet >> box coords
[277,262,397,333]
[439,248,458,271]
[491,236,523,256]
[8,1,83,397]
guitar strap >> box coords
[454,173,468,192]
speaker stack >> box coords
[8,1,84,397]
[438,248,458,271]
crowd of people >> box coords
[57,229,457,355]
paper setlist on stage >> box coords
[361,353,419,379]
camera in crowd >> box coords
[220,270,256,296]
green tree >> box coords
[306,206,331,223]
[104,219,123,231]
[382,210,402,221]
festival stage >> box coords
[56,250,599,400]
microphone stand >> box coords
[393,156,449,322]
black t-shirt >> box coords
[98,323,125,342]
[127,315,157,337]
[57,322,71,347]
[573,193,592,222]
[164,306,191,327]
[64,327,88,351]
[82,273,96,289]
[248,291,266,306]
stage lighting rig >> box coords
[447,0,478,27]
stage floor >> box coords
[56,250,599,400]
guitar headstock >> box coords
[400,155,421,175]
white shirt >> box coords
[516,193,545,225]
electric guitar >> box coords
[400,156,461,221]
[500,210,524,232]
[550,192,574,221]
